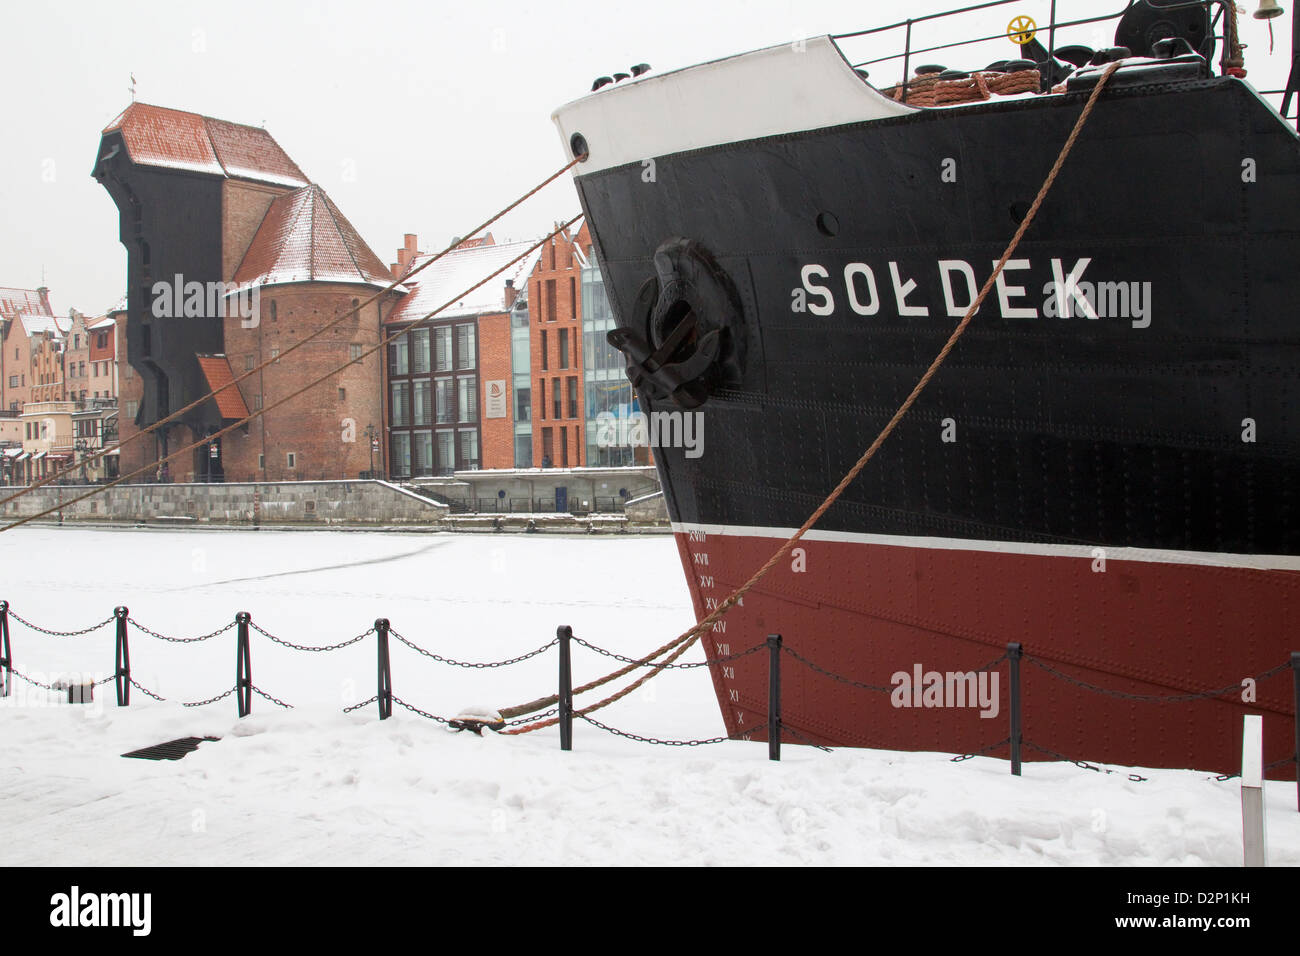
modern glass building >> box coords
[511,290,532,468]
[582,262,639,467]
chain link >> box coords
[343,694,380,714]
[251,685,293,708]
[505,707,557,727]
[780,645,895,693]
[776,721,834,752]
[92,673,118,687]
[1026,656,1289,704]
[569,634,766,669]
[575,712,764,746]
[250,621,373,653]
[951,736,1012,762]
[128,618,237,644]
[126,676,237,708]
[1022,740,1148,782]
[391,695,452,724]
[390,630,557,668]
[8,667,53,690]
[7,609,114,638]
[1214,755,1297,782]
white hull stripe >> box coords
[669,522,1300,572]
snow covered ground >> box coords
[1,526,1297,866]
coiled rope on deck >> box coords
[502,60,1124,733]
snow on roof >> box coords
[232,185,395,291]
[16,311,63,337]
[0,287,51,321]
[89,316,116,330]
[108,295,128,314]
[385,239,544,324]
[101,102,309,187]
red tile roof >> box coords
[0,287,52,321]
[196,354,251,420]
[233,185,394,290]
[102,103,308,187]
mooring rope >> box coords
[0,156,584,510]
[0,216,581,533]
[503,60,1125,733]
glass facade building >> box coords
[582,263,639,466]
[510,293,532,468]
[387,318,480,477]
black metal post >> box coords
[901,20,913,103]
[1292,651,1299,811]
[235,612,252,718]
[0,600,10,699]
[558,625,573,751]
[1008,642,1023,776]
[767,634,782,761]
[114,606,130,706]
[376,618,392,720]
[1047,0,1057,72]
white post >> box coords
[1241,714,1267,867]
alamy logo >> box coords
[151,274,260,328]
[594,410,704,458]
[890,663,1000,718]
[49,886,151,936]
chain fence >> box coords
[1,600,1296,793]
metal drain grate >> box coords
[121,736,220,761]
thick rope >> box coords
[1,216,581,532]
[1,156,584,508]
[504,60,1123,733]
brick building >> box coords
[94,102,394,483]
[382,234,540,477]
[526,221,591,468]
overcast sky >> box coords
[0,0,1293,316]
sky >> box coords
[0,0,1294,316]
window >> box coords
[546,279,556,321]
[270,301,278,322]
[338,387,346,402]
[435,378,453,424]
[560,426,569,467]
[559,328,569,369]
[515,386,530,421]
[538,379,546,421]
[126,400,139,418]
[541,329,548,371]
[436,430,455,474]
[391,433,411,477]
[74,335,80,349]
[245,355,254,371]
[570,277,576,319]
[412,431,433,476]
[434,327,452,371]
[92,363,98,377]
[286,452,297,469]
[542,427,553,466]
[389,334,409,375]
[457,375,477,422]
[567,376,578,419]
[271,347,280,364]
[552,376,561,419]
[411,328,429,374]
[459,429,479,469]
[455,324,475,369]
[258,453,265,470]
[7,375,15,388]
[413,379,430,425]
[350,343,363,362]
[390,381,411,426]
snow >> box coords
[1,526,1297,866]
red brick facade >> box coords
[527,222,590,468]
[477,310,513,470]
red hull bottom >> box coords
[674,529,1299,776]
